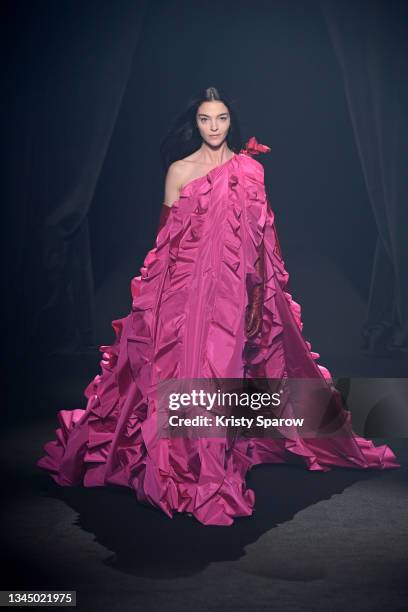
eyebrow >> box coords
[198,112,229,117]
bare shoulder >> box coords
[169,153,201,177]
[163,155,203,208]
[163,160,187,208]
[166,159,187,183]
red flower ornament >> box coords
[240,136,271,156]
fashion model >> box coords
[37,86,400,526]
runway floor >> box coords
[2,352,408,611]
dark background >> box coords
[1,2,408,610]
[3,0,408,383]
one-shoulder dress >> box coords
[36,136,400,526]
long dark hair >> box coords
[159,86,242,172]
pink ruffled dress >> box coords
[36,137,400,526]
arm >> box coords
[266,193,283,259]
[156,161,184,235]
[156,203,172,234]
[246,239,264,339]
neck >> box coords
[198,141,233,165]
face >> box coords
[196,100,231,147]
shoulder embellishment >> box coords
[239,136,271,156]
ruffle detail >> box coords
[236,150,400,473]
[240,154,330,381]
[37,142,401,526]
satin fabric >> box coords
[37,137,400,526]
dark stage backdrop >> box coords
[3,0,408,394]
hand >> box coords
[246,244,264,339]
[246,284,264,338]
[156,203,172,235]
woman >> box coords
[37,86,400,526]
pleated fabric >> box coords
[37,137,400,526]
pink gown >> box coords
[36,136,400,526]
